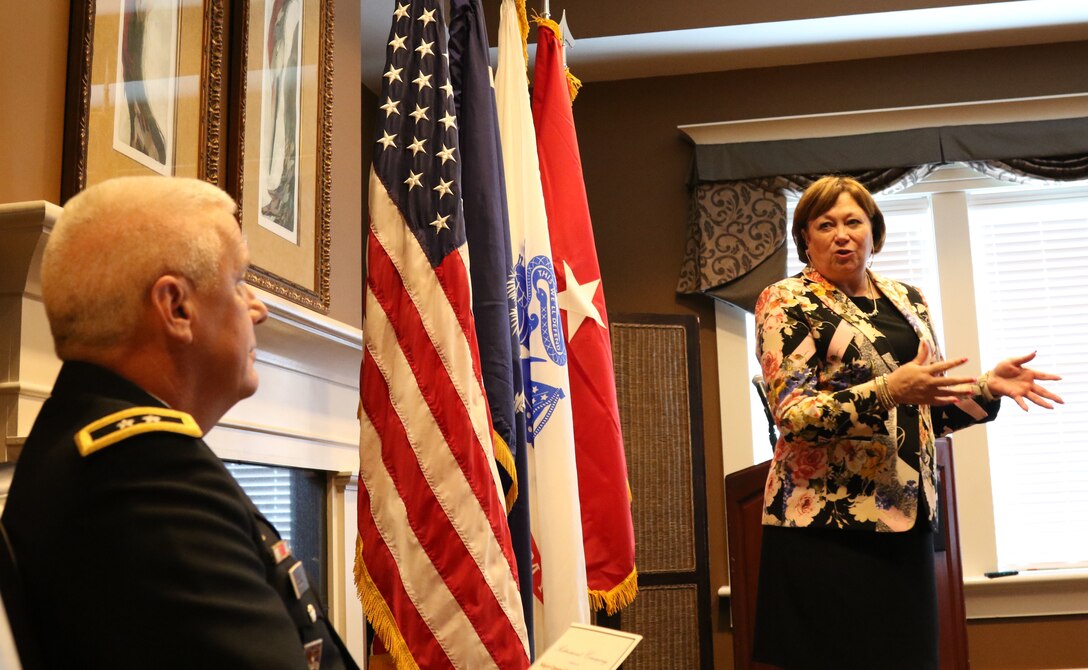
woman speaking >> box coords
[751,176,1062,669]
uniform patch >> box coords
[288,561,311,600]
[74,407,202,457]
[303,639,322,670]
[271,540,292,564]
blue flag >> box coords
[448,0,534,655]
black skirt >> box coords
[752,521,939,670]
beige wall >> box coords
[571,40,1088,669]
[0,2,69,205]
[325,0,363,328]
[0,3,364,329]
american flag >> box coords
[355,0,531,667]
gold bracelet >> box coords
[874,374,896,410]
[977,372,995,402]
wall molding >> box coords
[679,93,1088,145]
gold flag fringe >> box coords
[588,565,639,614]
[529,11,561,40]
[354,536,421,670]
[530,13,582,105]
[492,429,520,512]
[565,67,582,103]
[515,0,530,75]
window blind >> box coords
[968,191,1088,570]
[225,462,294,544]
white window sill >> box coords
[719,568,1088,620]
[964,568,1088,619]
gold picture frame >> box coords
[228,0,333,313]
[62,0,228,200]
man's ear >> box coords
[149,275,195,344]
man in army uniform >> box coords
[2,177,358,669]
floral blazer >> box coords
[754,266,1000,532]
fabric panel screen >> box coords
[605,315,712,668]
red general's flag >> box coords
[355,0,530,667]
[531,17,638,614]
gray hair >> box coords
[43,176,237,358]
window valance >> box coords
[691,116,1088,183]
[678,116,1088,311]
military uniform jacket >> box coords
[2,361,358,669]
[754,267,1001,532]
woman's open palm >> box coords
[989,351,1064,411]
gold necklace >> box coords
[857,274,880,317]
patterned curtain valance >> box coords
[677,167,935,311]
[692,116,1088,183]
[678,115,1088,312]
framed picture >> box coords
[62,0,229,200]
[111,0,180,174]
[229,0,333,313]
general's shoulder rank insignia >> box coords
[74,407,202,457]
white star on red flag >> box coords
[557,261,604,336]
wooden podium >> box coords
[724,438,969,669]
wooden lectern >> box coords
[724,437,969,669]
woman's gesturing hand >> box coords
[988,351,1064,411]
[886,342,977,406]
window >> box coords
[968,190,1088,569]
[226,461,330,603]
[227,462,295,540]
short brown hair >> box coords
[791,176,886,264]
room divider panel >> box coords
[602,314,712,669]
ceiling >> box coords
[360,0,1088,93]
